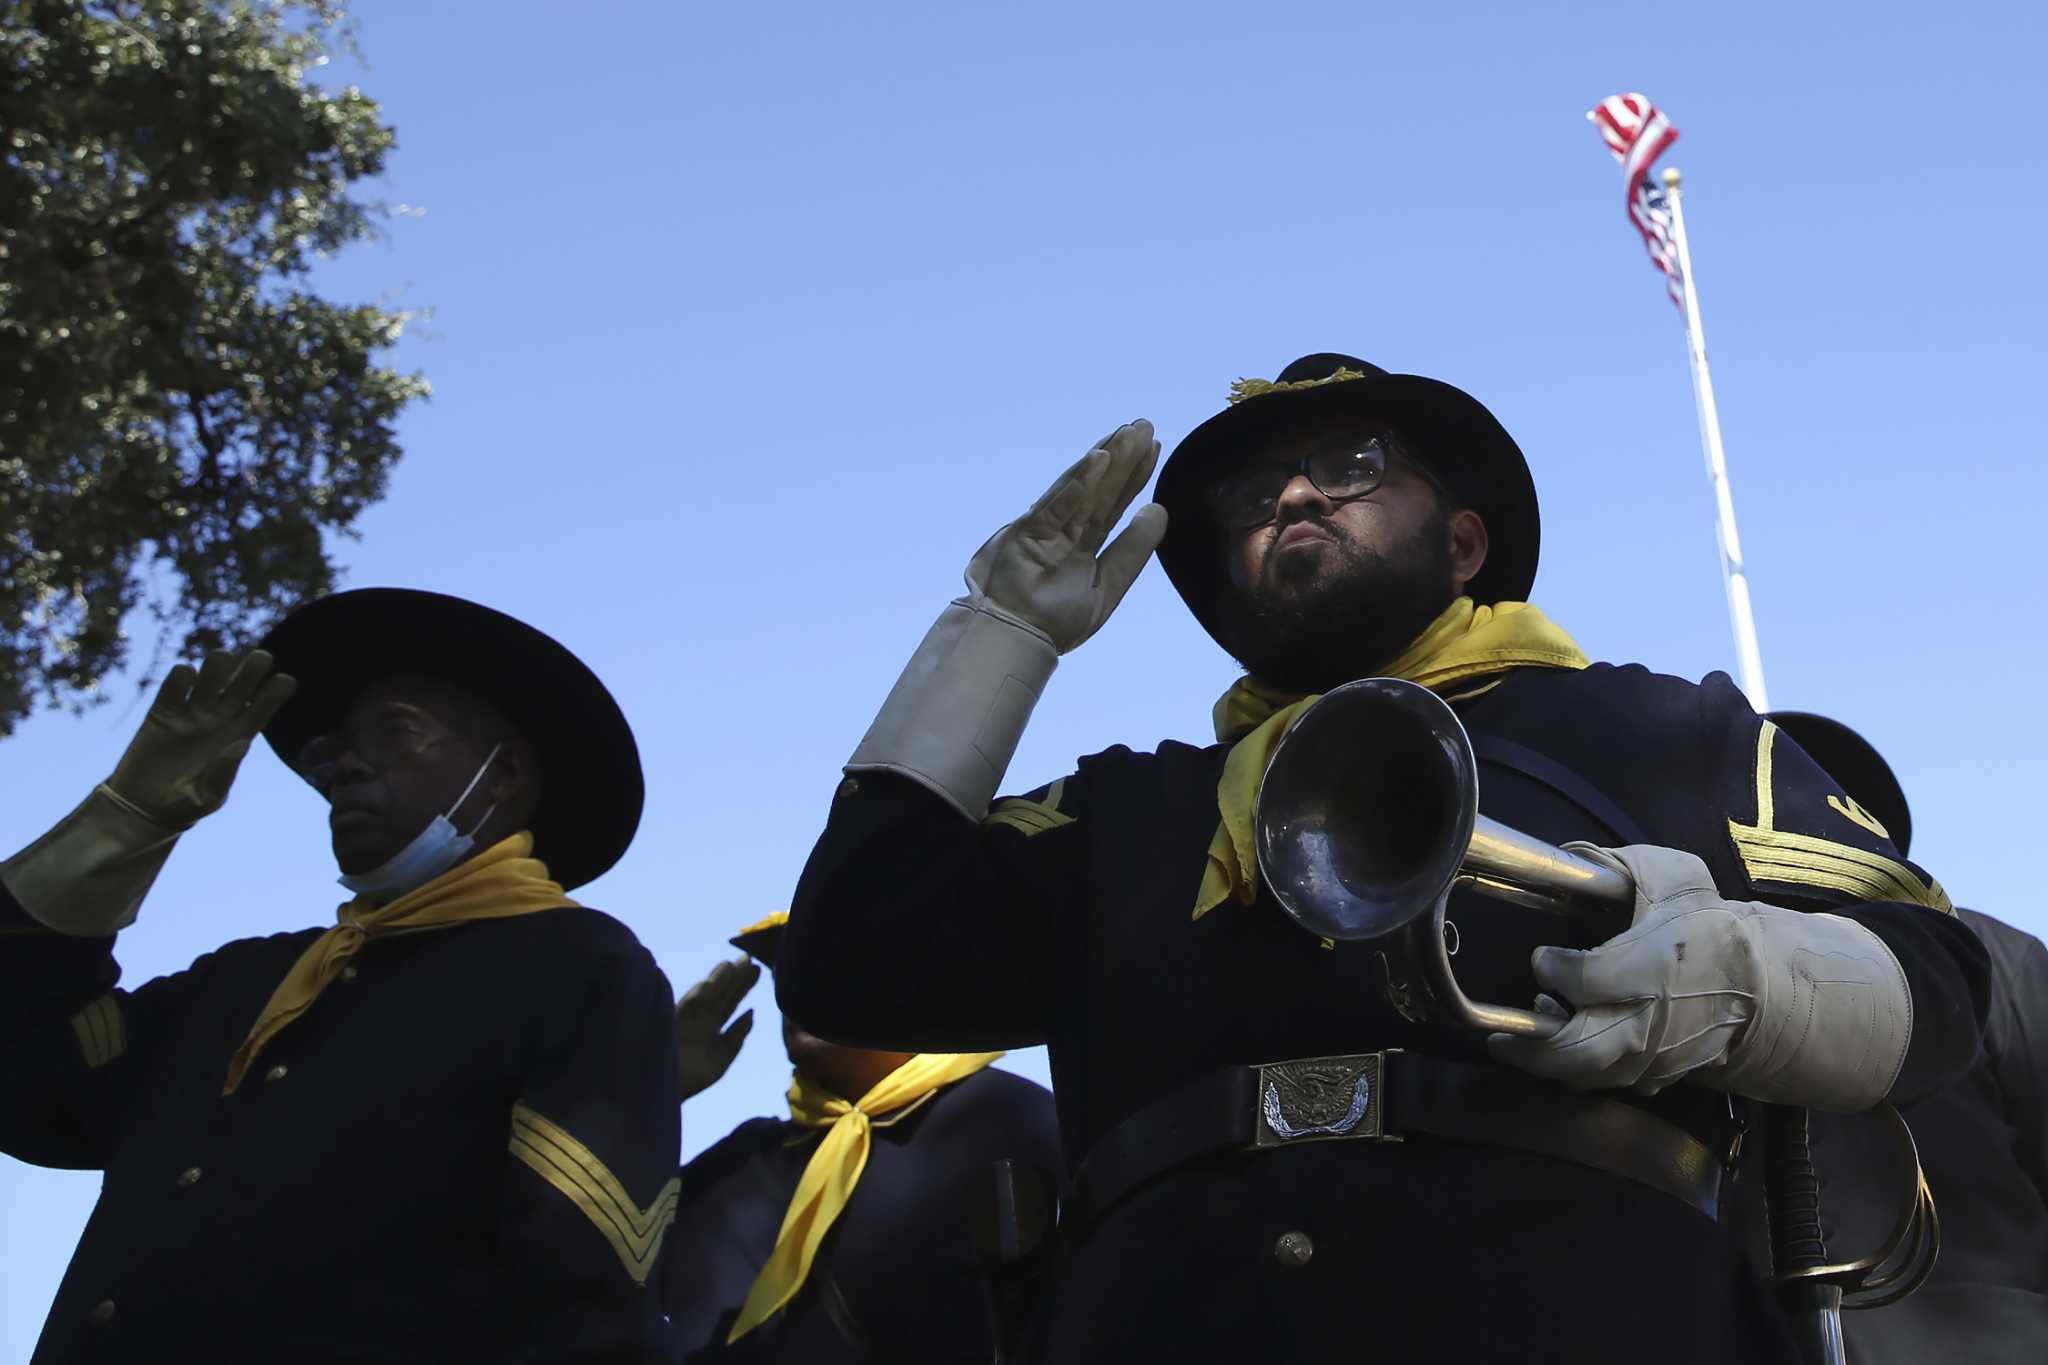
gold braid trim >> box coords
[69,994,126,1070]
[1731,722,1953,914]
[983,800,1073,836]
[509,1102,680,1286]
[1228,367,1371,404]
[1728,822,1953,913]
[1828,793,1892,841]
[987,777,1081,843]
[983,778,1075,837]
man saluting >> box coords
[0,589,681,1364]
[777,355,1989,1362]
[665,913,1061,1363]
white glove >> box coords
[847,422,1167,821]
[1487,843,1912,1112]
[968,421,1168,654]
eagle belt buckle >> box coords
[1252,1051,1392,1148]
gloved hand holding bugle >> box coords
[1487,842,1911,1112]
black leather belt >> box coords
[1064,1051,1737,1234]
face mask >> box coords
[338,744,503,902]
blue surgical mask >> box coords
[338,744,503,903]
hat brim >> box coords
[1765,712,1912,857]
[728,910,789,965]
[1155,373,1540,645]
[257,588,644,891]
[729,924,785,966]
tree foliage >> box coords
[0,0,425,735]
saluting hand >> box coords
[970,420,1168,654]
[108,650,297,829]
[675,956,762,1102]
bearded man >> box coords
[0,589,680,1364]
[775,355,1989,1363]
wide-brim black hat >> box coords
[1765,711,1912,857]
[257,588,644,891]
[1155,353,1540,645]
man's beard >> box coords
[1216,514,1459,694]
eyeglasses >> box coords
[1209,434,1429,530]
[297,706,456,791]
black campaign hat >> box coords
[257,588,644,891]
[1155,353,1540,645]
[1765,711,1913,857]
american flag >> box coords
[1589,93,1684,307]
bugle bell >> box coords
[1254,676,1634,1038]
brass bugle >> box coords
[1254,679,1941,1334]
[1254,677,1634,1037]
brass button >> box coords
[177,1166,203,1188]
[90,1299,116,1325]
[339,966,359,981]
[264,1064,289,1083]
[1272,1230,1314,1268]
[836,777,860,801]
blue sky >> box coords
[5,0,2043,1347]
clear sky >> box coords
[5,0,2043,1348]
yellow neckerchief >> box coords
[1194,598,1588,921]
[221,832,578,1094]
[727,1050,1005,1342]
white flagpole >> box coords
[1659,166,1769,711]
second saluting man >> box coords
[776,355,1990,1362]
[0,589,682,1364]
[666,912,1061,1362]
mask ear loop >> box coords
[448,743,504,839]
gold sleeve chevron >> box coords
[69,994,126,1069]
[983,777,1075,837]
[509,1102,680,1286]
[1728,722,1952,914]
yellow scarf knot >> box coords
[727,1050,1004,1342]
[221,832,578,1094]
[1194,598,1589,921]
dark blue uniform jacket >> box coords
[1830,909,2048,1362]
[779,664,1990,1365]
[665,1067,1060,1363]
[0,886,681,1364]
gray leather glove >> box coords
[674,956,761,1102]
[1,650,295,936]
[968,421,1169,653]
[847,422,1166,820]
[1487,843,1912,1112]
[108,649,297,828]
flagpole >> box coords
[1664,153,1838,1365]
[1660,166,1769,711]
